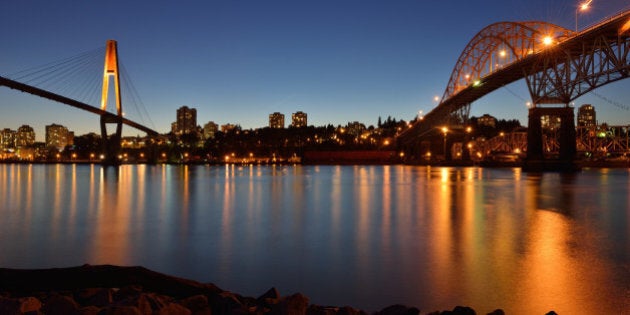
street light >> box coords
[441,126,449,160]
[576,0,593,32]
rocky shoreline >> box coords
[0,264,555,315]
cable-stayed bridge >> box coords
[0,40,157,165]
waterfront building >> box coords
[1,128,16,150]
[203,121,219,139]
[477,114,497,128]
[269,112,285,129]
[577,104,597,128]
[45,124,71,150]
[16,125,35,148]
[174,106,197,135]
[291,111,307,128]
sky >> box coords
[2,0,630,140]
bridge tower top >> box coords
[101,40,122,116]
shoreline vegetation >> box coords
[0,265,558,315]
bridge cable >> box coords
[7,47,106,107]
[119,62,156,130]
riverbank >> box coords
[0,264,529,315]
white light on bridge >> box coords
[542,36,554,46]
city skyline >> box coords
[2,1,630,141]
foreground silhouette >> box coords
[0,264,554,314]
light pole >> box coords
[441,126,448,161]
[576,0,592,32]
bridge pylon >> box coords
[100,40,123,166]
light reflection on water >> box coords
[0,164,628,313]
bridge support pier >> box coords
[524,106,579,172]
[100,115,123,166]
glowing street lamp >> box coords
[441,126,449,160]
[576,0,593,32]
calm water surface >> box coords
[0,164,628,313]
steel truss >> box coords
[525,29,630,105]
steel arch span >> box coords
[443,21,571,102]
[398,9,630,153]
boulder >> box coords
[42,293,80,315]
[157,302,192,315]
[448,306,476,315]
[79,305,102,315]
[19,296,42,313]
[178,294,211,315]
[376,304,420,315]
[97,306,142,315]
[269,293,309,315]
[486,310,504,315]
[0,296,20,315]
[76,288,113,307]
[258,287,281,301]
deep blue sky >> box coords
[2,0,630,139]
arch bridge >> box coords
[398,9,630,169]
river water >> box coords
[0,164,628,313]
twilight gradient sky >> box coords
[2,0,630,139]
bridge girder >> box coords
[525,30,630,105]
[444,21,572,102]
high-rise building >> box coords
[291,111,308,128]
[577,104,597,128]
[45,124,70,150]
[1,128,16,150]
[16,125,35,148]
[174,106,197,135]
[269,112,285,129]
[203,121,219,139]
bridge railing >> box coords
[578,8,630,36]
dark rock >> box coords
[545,312,558,315]
[80,305,102,315]
[0,296,20,315]
[486,309,504,315]
[450,306,476,315]
[306,304,338,315]
[269,293,309,315]
[97,306,142,315]
[0,265,222,299]
[19,296,42,313]
[208,291,245,314]
[76,288,113,307]
[178,294,211,315]
[376,304,420,315]
[258,287,281,301]
[337,305,368,315]
[42,293,80,315]
[157,302,192,315]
